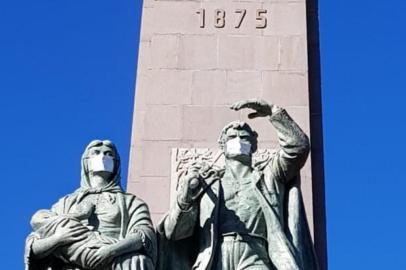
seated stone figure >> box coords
[25,140,157,270]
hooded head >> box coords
[80,140,122,190]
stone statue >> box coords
[25,140,157,270]
[157,99,319,270]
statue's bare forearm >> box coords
[31,235,60,259]
[107,231,146,258]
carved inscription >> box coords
[196,9,268,29]
[170,148,276,201]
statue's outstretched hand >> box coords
[230,98,277,118]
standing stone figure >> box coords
[25,140,157,270]
[157,99,319,270]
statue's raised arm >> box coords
[231,98,310,184]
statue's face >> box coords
[224,127,253,159]
[86,145,115,174]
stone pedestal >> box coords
[128,0,326,268]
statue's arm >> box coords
[116,198,156,256]
[31,220,88,259]
[230,99,309,184]
[30,234,61,259]
[161,200,198,240]
[268,108,310,183]
[30,220,88,259]
[159,166,201,240]
[98,231,144,258]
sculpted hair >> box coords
[218,121,258,153]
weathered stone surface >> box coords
[145,70,193,105]
[143,105,183,140]
[128,177,170,214]
[218,36,257,69]
[191,70,227,105]
[129,0,326,268]
[150,35,179,69]
[262,71,309,107]
[178,35,218,69]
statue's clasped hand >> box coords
[55,220,88,246]
[177,164,205,209]
[86,245,114,268]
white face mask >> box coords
[88,155,114,173]
[225,137,252,156]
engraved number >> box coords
[196,9,267,29]
[214,9,226,28]
[256,9,267,28]
[196,9,205,28]
[235,9,246,28]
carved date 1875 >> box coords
[196,9,267,29]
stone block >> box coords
[262,71,309,107]
[255,36,280,71]
[130,110,146,141]
[178,35,218,69]
[263,2,307,36]
[136,140,193,178]
[127,177,170,214]
[136,41,152,71]
[128,145,142,182]
[145,70,193,105]
[139,7,154,41]
[225,71,263,103]
[280,35,308,71]
[140,2,207,40]
[134,72,150,111]
[182,105,239,142]
[150,34,179,69]
[144,105,183,140]
[150,213,165,225]
[191,70,227,106]
[219,35,256,70]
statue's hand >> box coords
[230,98,277,118]
[178,164,202,207]
[86,245,114,268]
[55,220,88,246]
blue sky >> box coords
[0,0,405,269]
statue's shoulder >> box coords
[252,149,277,172]
[121,192,149,208]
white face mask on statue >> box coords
[225,137,252,156]
[88,155,114,173]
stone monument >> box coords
[128,0,326,269]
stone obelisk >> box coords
[128,0,326,268]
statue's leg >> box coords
[212,240,238,270]
[236,240,273,270]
